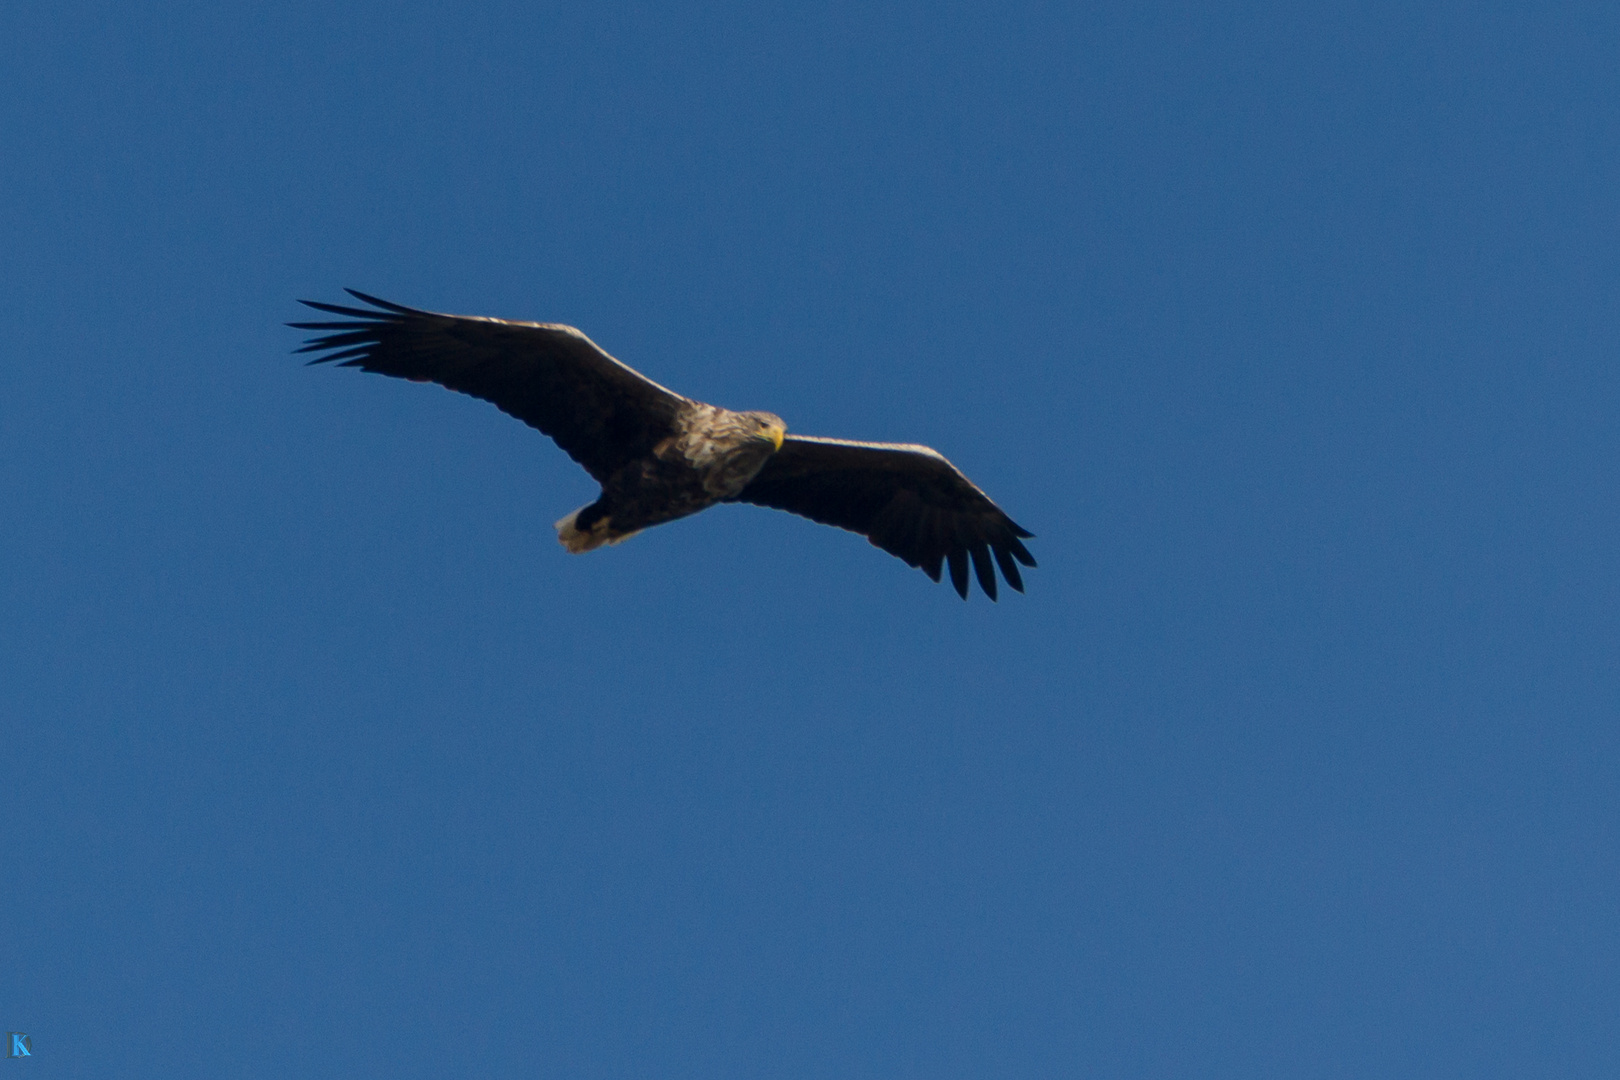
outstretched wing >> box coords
[290,290,690,483]
[732,435,1036,600]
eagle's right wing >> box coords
[290,290,689,483]
[733,435,1035,600]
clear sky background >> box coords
[4,2,1618,1077]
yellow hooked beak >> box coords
[767,422,785,450]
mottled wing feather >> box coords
[290,290,689,482]
[732,435,1035,600]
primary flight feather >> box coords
[290,290,1035,599]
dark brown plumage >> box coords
[290,290,1035,599]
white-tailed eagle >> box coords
[291,291,1035,600]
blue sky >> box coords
[4,1,1618,1076]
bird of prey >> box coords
[290,290,1036,599]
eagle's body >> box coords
[558,404,787,552]
[291,291,1035,599]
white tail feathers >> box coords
[555,506,641,553]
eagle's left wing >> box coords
[290,290,690,483]
[731,435,1035,600]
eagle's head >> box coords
[742,411,787,451]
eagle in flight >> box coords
[291,291,1035,600]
